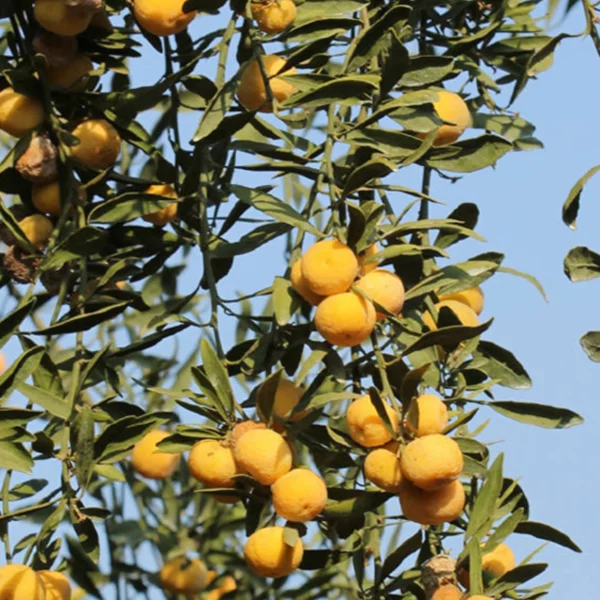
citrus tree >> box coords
[0,0,590,599]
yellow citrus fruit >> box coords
[0,353,5,374]
[130,430,180,480]
[271,468,327,522]
[134,0,196,36]
[406,393,448,437]
[290,258,324,306]
[244,526,303,578]
[34,0,93,36]
[482,542,516,577]
[0,564,46,600]
[257,377,306,430]
[431,584,463,600]
[301,239,358,296]
[237,54,296,113]
[401,434,463,491]
[364,441,403,492]
[428,90,471,146]
[32,182,62,217]
[314,292,376,347]
[0,88,45,138]
[47,53,93,91]
[188,439,237,488]
[19,214,54,248]
[358,243,379,275]
[38,570,71,600]
[141,184,178,226]
[160,556,208,594]
[398,479,465,525]
[422,299,479,331]
[346,394,399,448]
[251,0,297,34]
[354,269,405,320]
[233,428,292,485]
[438,286,484,316]
[71,119,121,170]
[469,597,493,600]
[231,420,267,445]
[204,574,237,600]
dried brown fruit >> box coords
[15,135,58,185]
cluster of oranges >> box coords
[291,239,406,346]
[0,564,71,600]
[130,376,328,584]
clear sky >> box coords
[4,2,600,598]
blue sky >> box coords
[4,2,600,598]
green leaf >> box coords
[17,383,70,420]
[88,192,179,225]
[272,277,299,326]
[283,75,379,109]
[469,540,483,594]
[0,346,44,401]
[211,223,292,259]
[294,0,367,25]
[580,331,600,362]
[0,299,36,350]
[473,340,532,390]
[230,185,322,237]
[0,442,33,474]
[193,77,237,142]
[200,339,235,419]
[32,302,130,336]
[72,406,96,490]
[563,246,600,282]
[379,529,422,581]
[299,549,351,570]
[466,453,504,541]
[255,370,283,425]
[496,265,548,302]
[397,56,456,87]
[515,521,581,552]
[404,319,492,355]
[8,479,48,501]
[486,563,548,595]
[487,401,583,429]
[43,227,107,270]
[562,163,600,229]
[426,135,514,173]
[94,413,171,464]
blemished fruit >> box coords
[301,239,358,296]
[244,526,303,578]
[271,468,327,522]
[401,434,463,491]
[251,0,297,34]
[358,243,378,275]
[0,564,46,600]
[290,259,324,306]
[406,393,448,437]
[431,584,463,600]
[0,88,45,138]
[32,182,62,217]
[19,214,54,248]
[237,54,296,113]
[160,556,208,594]
[438,286,484,316]
[257,377,306,429]
[71,119,121,170]
[15,135,58,185]
[33,30,79,69]
[429,89,471,146]
[34,0,93,36]
[398,479,465,525]
[364,442,403,492]
[346,394,399,448]
[141,184,178,226]
[314,292,376,347]
[422,299,479,331]
[482,542,516,577]
[38,570,71,600]
[188,439,237,488]
[233,428,292,485]
[130,430,180,480]
[134,0,196,36]
[46,53,93,91]
[354,269,405,320]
